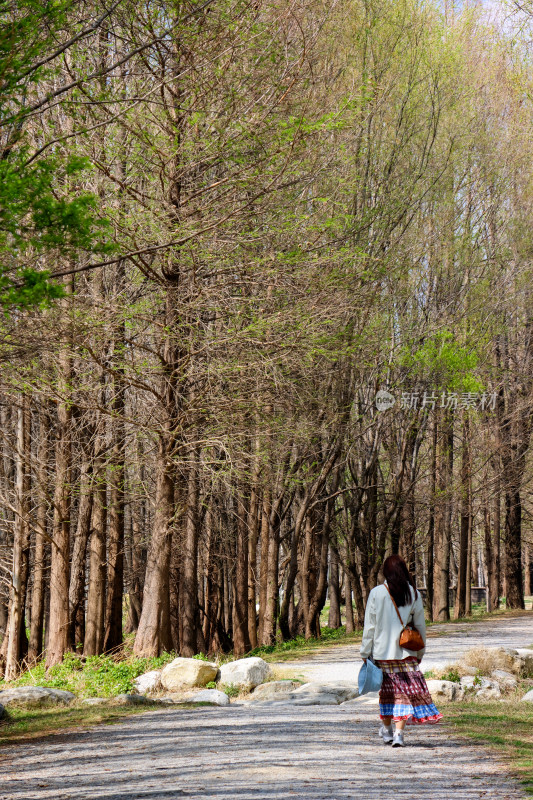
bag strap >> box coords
[384,583,415,630]
[384,583,405,628]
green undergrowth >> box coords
[248,625,363,662]
[445,701,533,794]
[0,650,177,698]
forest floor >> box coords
[1,614,533,799]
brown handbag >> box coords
[385,584,425,651]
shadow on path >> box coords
[0,705,527,800]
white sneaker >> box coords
[392,731,405,747]
[379,724,394,744]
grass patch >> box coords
[445,701,533,794]
[0,650,177,699]
[0,703,161,747]
[247,625,363,662]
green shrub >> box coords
[222,684,239,698]
[441,668,461,684]
[0,650,177,699]
[205,681,217,689]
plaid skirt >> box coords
[376,658,442,725]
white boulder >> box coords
[461,676,495,690]
[218,657,271,690]
[290,682,358,703]
[291,694,340,706]
[426,680,464,702]
[160,657,218,691]
[251,681,301,700]
[521,689,533,703]
[515,649,533,677]
[108,693,154,706]
[185,689,230,706]
[491,670,518,690]
[133,670,162,695]
[476,685,502,701]
[0,687,75,708]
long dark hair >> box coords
[383,554,418,607]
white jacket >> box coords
[359,581,426,661]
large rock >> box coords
[515,649,533,678]
[521,689,533,703]
[491,670,518,690]
[183,689,230,707]
[460,676,496,690]
[82,698,109,706]
[250,681,301,700]
[426,680,464,702]
[108,693,155,706]
[218,657,271,690]
[160,658,218,691]
[0,687,75,708]
[289,682,358,703]
[340,692,380,709]
[289,693,340,706]
[133,670,162,695]
[476,685,502,701]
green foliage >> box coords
[0,3,115,310]
[441,668,461,684]
[397,330,484,393]
[222,683,239,698]
[0,651,176,698]
[192,652,211,662]
[205,681,217,689]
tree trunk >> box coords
[504,486,525,609]
[103,375,125,652]
[455,414,471,618]
[233,490,250,656]
[328,545,341,629]
[344,568,355,633]
[133,441,173,657]
[46,345,73,668]
[433,412,452,622]
[28,408,49,662]
[247,461,260,649]
[182,451,201,657]
[68,458,92,650]
[524,542,532,599]
[262,505,280,645]
[257,489,271,643]
[84,467,107,656]
[425,418,437,620]
[4,398,31,679]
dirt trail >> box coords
[1,614,532,800]
[0,704,527,800]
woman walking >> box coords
[360,554,442,747]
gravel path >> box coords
[1,614,532,800]
[273,613,533,683]
[0,704,527,800]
